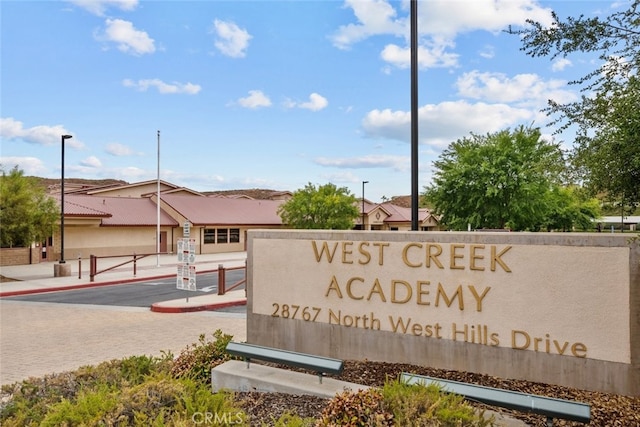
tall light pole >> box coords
[410,0,419,230]
[60,134,73,264]
[362,181,368,231]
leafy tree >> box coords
[278,182,360,229]
[571,77,640,214]
[0,166,59,247]
[423,126,570,231]
[511,2,640,211]
[545,186,601,232]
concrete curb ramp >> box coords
[211,360,369,399]
[211,360,527,426]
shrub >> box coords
[318,379,495,427]
[0,354,174,426]
[272,411,317,426]
[40,384,118,426]
[381,379,493,426]
[317,388,394,426]
[170,329,234,384]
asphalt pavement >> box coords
[0,252,248,311]
[0,252,248,385]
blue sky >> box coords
[0,0,620,202]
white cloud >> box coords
[455,70,578,106]
[315,154,409,171]
[80,156,102,168]
[330,0,406,50]
[212,19,252,58]
[287,93,329,111]
[552,58,573,72]
[332,0,554,70]
[421,0,554,37]
[319,171,361,185]
[380,37,459,69]
[122,78,201,94]
[105,143,135,156]
[479,45,495,59]
[237,90,272,109]
[0,117,84,148]
[100,19,155,55]
[362,100,534,149]
[66,0,137,16]
[0,156,48,175]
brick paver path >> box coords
[0,301,246,385]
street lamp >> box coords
[362,181,368,231]
[60,134,73,264]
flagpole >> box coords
[156,130,161,267]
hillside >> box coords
[34,177,128,191]
[31,177,420,203]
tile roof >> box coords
[379,202,434,224]
[55,195,179,226]
[160,194,284,226]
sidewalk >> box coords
[0,252,249,385]
[0,252,248,312]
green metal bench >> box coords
[401,373,590,426]
[225,342,344,384]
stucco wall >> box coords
[246,230,639,396]
[51,226,175,259]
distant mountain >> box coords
[32,177,417,204]
[203,189,289,200]
[33,177,129,191]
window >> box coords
[204,229,216,244]
[205,228,240,244]
[217,228,228,244]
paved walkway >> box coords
[0,253,248,385]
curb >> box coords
[150,299,247,313]
[1,271,246,313]
[0,274,175,298]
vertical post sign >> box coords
[177,221,196,291]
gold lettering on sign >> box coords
[427,244,444,268]
[470,244,484,271]
[325,276,490,312]
[491,245,512,272]
[325,275,343,298]
[511,330,587,357]
[312,241,389,265]
[312,241,338,263]
[329,309,381,329]
[341,241,353,264]
[450,244,465,270]
[436,283,464,310]
[358,242,371,265]
[346,276,364,300]
[391,280,412,304]
[401,242,512,272]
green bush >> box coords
[1,333,496,427]
[170,329,234,384]
[318,379,494,427]
[1,354,178,426]
[271,411,317,426]
[40,384,118,426]
[2,371,245,426]
[381,379,493,426]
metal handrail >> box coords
[89,253,159,282]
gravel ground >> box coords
[236,360,640,426]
